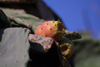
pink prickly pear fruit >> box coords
[35,21,65,41]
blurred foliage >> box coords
[73,32,100,67]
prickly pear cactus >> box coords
[35,21,65,41]
[0,8,82,67]
[0,28,30,67]
[0,8,45,33]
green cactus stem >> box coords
[0,28,30,67]
[0,9,45,33]
[9,14,45,33]
[65,30,82,40]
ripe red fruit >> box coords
[35,21,65,41]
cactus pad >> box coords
[0,28,30,67]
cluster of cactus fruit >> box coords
[0,9,81,67]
